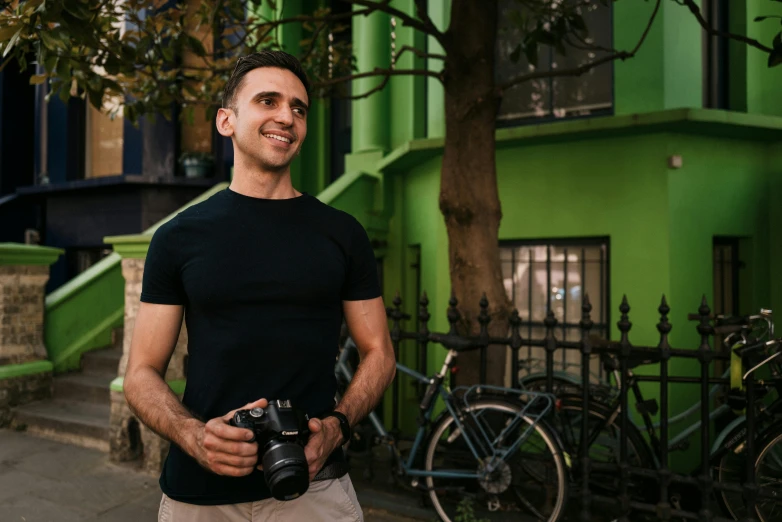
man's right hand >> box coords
[190,398,268,477]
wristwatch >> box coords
[322,411,351,446]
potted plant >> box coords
[179,151,214,179]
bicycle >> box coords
[521,311,782,520]
[335,336,569,522]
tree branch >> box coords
[677,0,773,54]
[315,66,442,88]
[343,0,446,48]
[394,44,445,64]
[497,0,662,94]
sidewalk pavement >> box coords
[0,428,433,522]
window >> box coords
[180,0,215,159]
[495,0,613,123]
[85,97,124,178]
[500,238,609,382]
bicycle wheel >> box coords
[716,423,782,521]
[555,397,657,516]
[424,399,567,522]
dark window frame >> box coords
[495,2,615,128]
[500,236,611,381]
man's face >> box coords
[227,67,309,172]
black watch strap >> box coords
[323,411,351,445]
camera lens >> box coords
[261,442,309,501]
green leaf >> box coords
[187,35,207,57]
[0,26,19,42]
[509,44,521,64]
[29,74,47,85]
[524,41,539,67]
[56,58,70,79]
[3,28,23,58]
[570,14,587,32]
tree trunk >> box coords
[439,0,510,386]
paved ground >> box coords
[0,428,431,522]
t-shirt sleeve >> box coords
[341,218,382,301]
[140,219,186,305]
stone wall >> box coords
[0,265,50,365]
[110,257,188,473]
[0,372,52,427]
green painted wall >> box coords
[375,117,782,462]
[389,0,427,149]
[425,0,449,139]
[614,0,703,114]
[745,1,782,116]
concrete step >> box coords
[81,345,122,376]
[11,399,110,452]
[53,373,113,405]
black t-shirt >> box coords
[140,188,381,505]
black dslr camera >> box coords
[230,400,311,500]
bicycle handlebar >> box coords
[733,339,774,359]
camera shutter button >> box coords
[250,407,265,417]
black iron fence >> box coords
[383,291,782,521]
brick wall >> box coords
[110,257,188,472]
[0,265,49,365]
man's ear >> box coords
[216,107,235,138]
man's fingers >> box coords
[208,451,258,469]
[222,398,269,422]
[308,418,322,433]
[203,437,258,457]
[213,464,256,477]
[243,398,268,411]
[208,419,256,442]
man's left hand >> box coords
[303,417,344,481]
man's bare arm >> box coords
[335,296,396,426]
[124,302,261,477]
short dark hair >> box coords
[222,51,310,113]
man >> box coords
[124,51,396,522]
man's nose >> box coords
[274,105,294,126]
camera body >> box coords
[231,400,311,501]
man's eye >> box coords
[294,108,306,116]
[261,99,272,105]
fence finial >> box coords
[478,293,490,334]
[580,294,594,331]
[657,295,672,336]
[618,295,632,341]
[418,292,430,325]
[447,291,461,335]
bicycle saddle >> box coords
[600,349,662,371]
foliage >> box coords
[453,497,490,522]
[0,0,357,123]
[0,0,778,122]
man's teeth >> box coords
[264,134,291,143]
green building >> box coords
[2,0,782,463]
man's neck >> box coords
[229,162,301,200]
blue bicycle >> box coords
[335,337,569,522]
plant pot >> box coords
[181,158,213,179]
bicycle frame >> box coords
[335,338,554,480]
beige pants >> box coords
[158,475,364,522]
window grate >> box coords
[501,238,610,384]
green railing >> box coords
[44,182,230,373]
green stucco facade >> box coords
[254,1,782,436]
